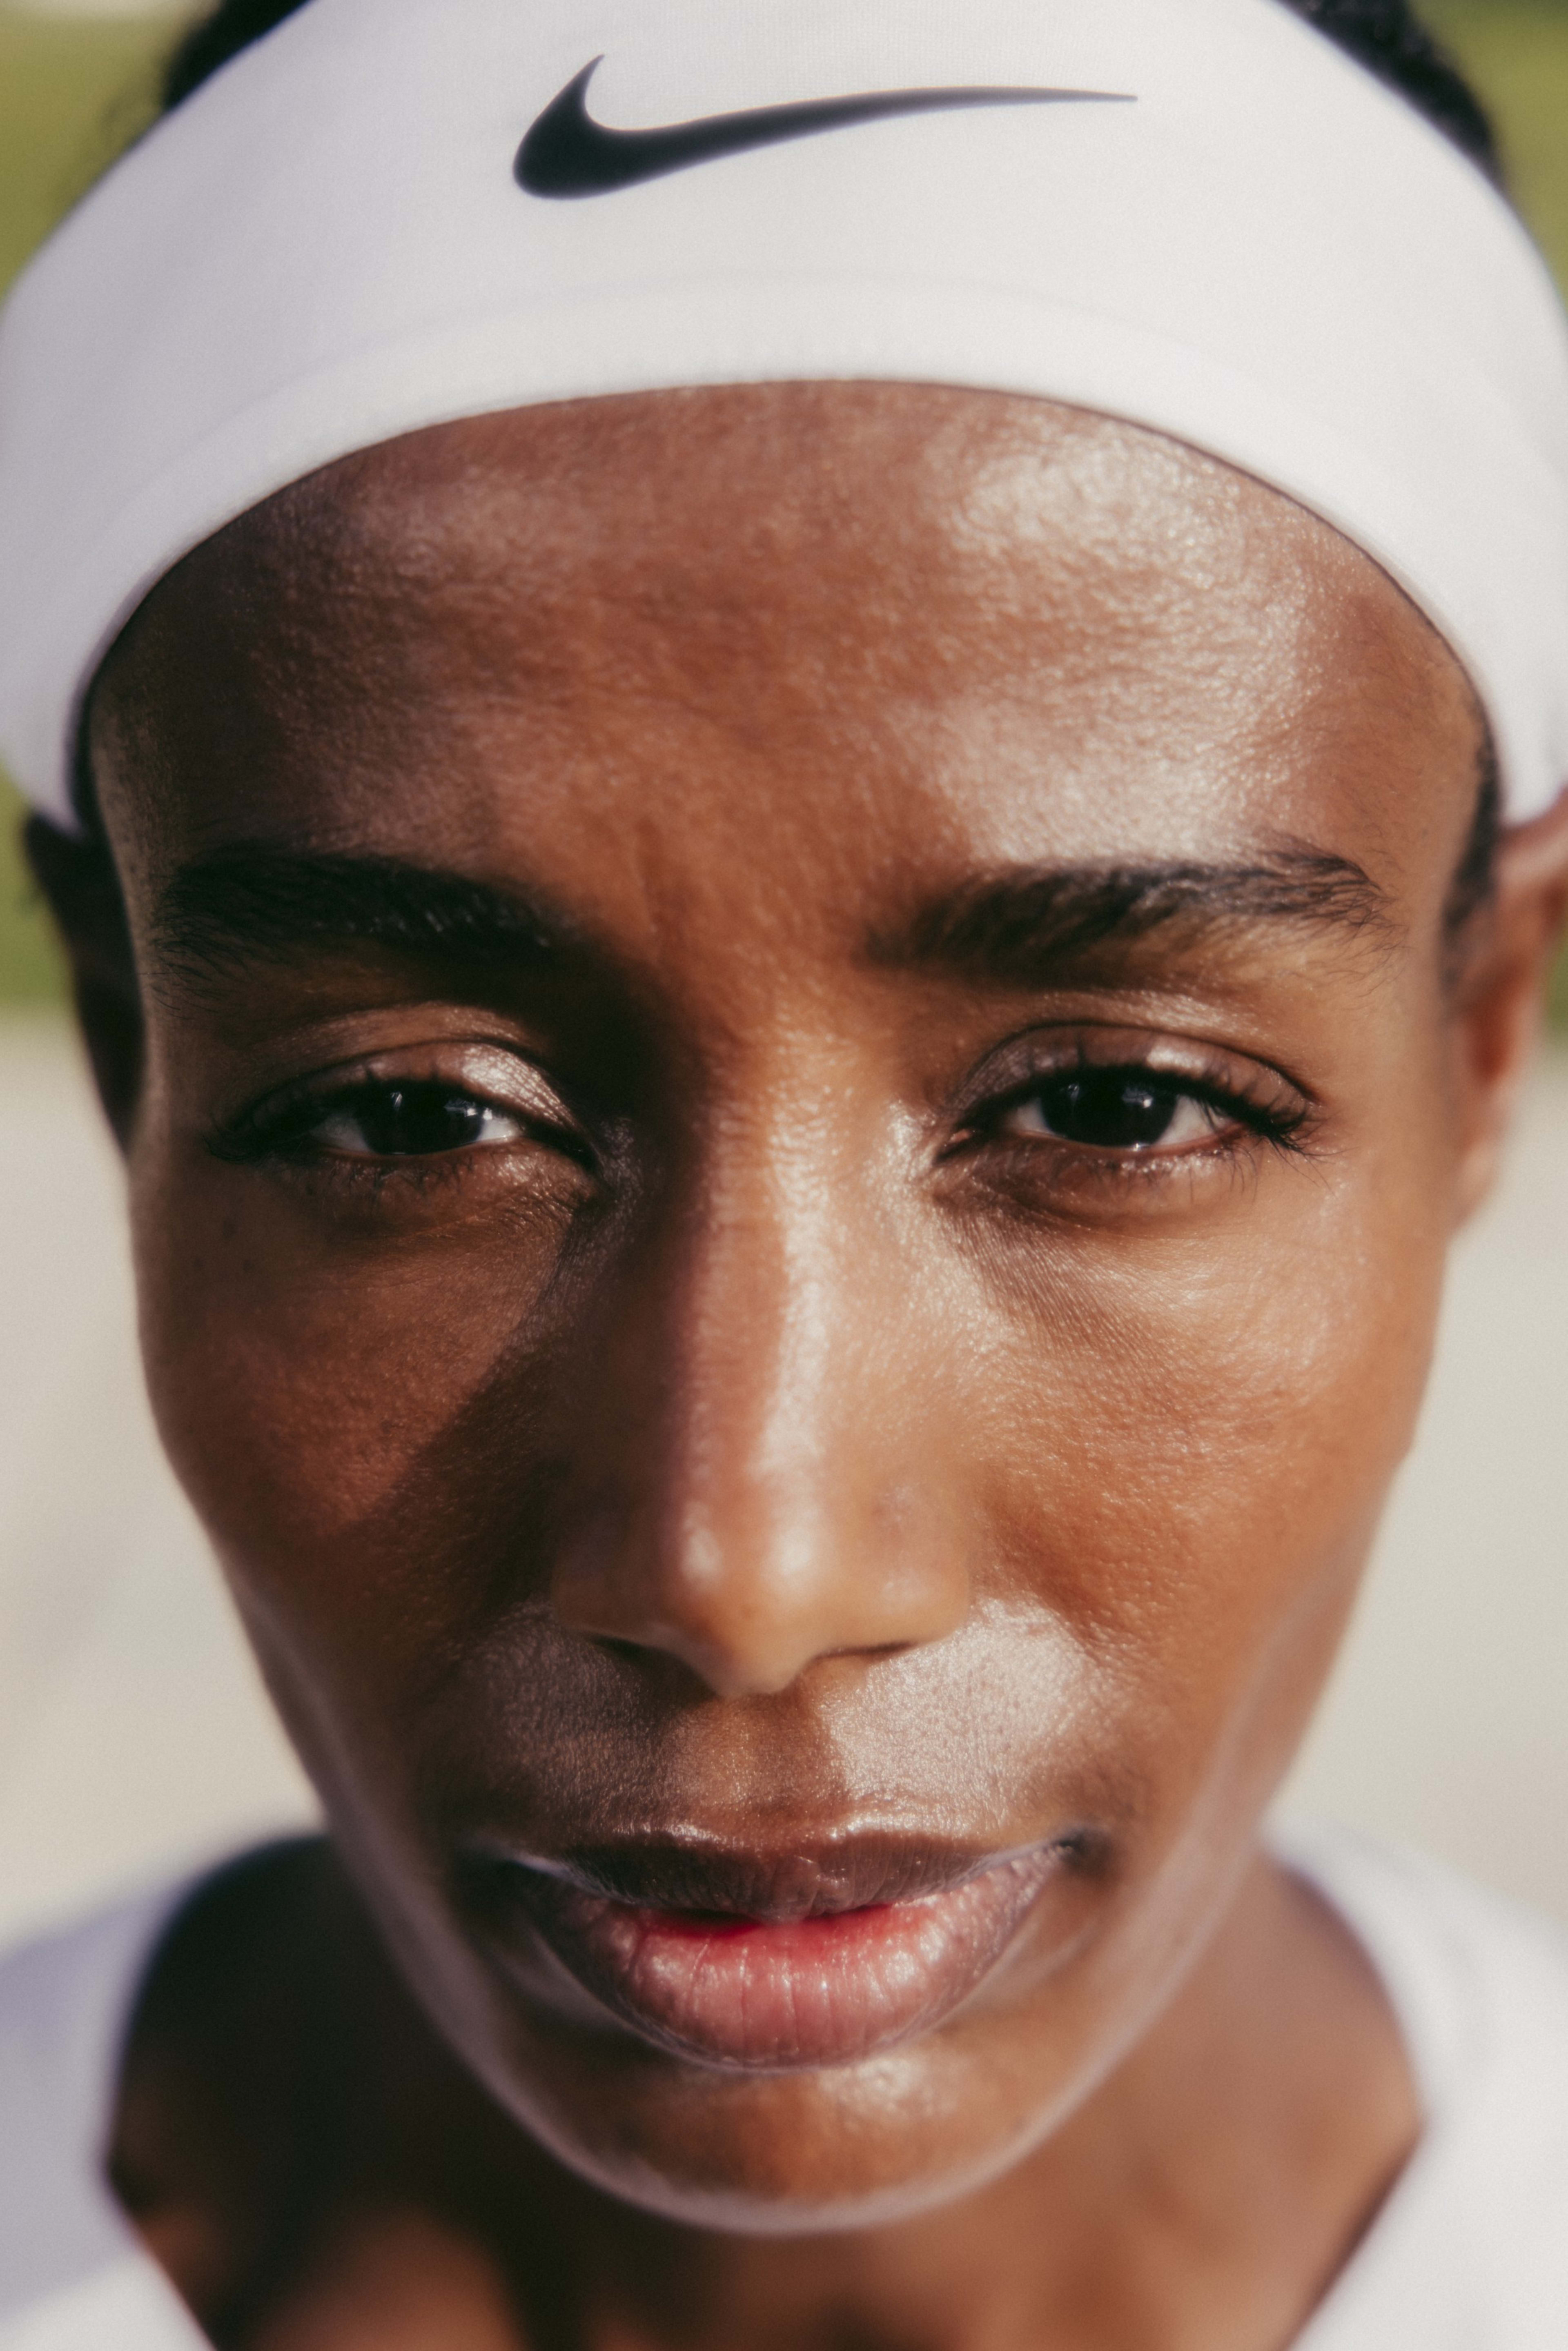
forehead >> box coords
[90,382,1479,904]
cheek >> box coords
[129,1133,589,1737]
[967,1146,1450,1823]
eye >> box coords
[956,1028,1314,1181]
[312,1080,524,1159]
[998,1069,1228,1153]
[209,1046,595,1177]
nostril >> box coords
[582,1630,736,1703]
[592,1634,651,1666]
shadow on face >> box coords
[58,381,1522,2223]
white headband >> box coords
[2,0,1568,825]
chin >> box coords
[477,2024,1079,2236]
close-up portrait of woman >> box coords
[2,0,1567,2343]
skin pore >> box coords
[39,383,1568,2349]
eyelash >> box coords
[208,1070,592,1178]
[206,1039,1314,1216]
[957,1053,1314,1168]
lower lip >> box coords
[482,1851,1063,2071]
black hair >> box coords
[160,0,312,113]
[27,0,1506,960]
[1281,0,1501,182]
[161,0,1504,184]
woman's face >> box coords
[90,383,1490,2226]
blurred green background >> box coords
[1,1,1567,1016]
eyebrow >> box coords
[152,840,1392,1000]
[883,850,1392,983]
[153,846,564,990]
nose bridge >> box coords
[550,1064,969,1696]
[692,1097,848,1579]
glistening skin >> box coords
[38,383,1568,2347]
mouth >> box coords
[459,1835,1071,2071]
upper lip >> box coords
[459,1832,1035,1923]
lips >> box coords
[462,1837,1066,2070]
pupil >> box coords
[1042,1072,1178,1149]
[358,1084,486,1156]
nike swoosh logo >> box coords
[516,59,1133,198]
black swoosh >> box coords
[517,59,1133,198]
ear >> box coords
[1448,787,1568,1224]
[24,813,145,1151]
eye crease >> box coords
[206,1049,596,1175]
[953,1026,1316,1176]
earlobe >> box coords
[23,812,145,1151]
[1449,786,1568,1224]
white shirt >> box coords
[2,1828,1566,2348]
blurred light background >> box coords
[1,0,1566,1945]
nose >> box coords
[548,1098,971,1699]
